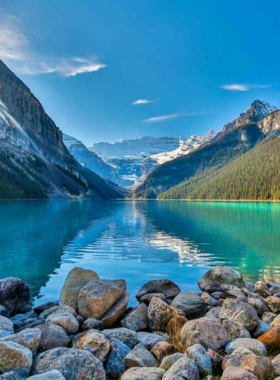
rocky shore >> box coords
[1,267,280,379]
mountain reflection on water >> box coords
[0,200,280,305]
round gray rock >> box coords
[31,347,105,380]
[103,328,137,348]
[46,312,79,334]
[181,317,230,351]
[171,291,207,319]
[186,344,212,376]
[72,330,110,363]
[225,338,267,356]
[37,323,70,353]
[0,328,41,354]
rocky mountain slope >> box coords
[0,60,124,199]
[142,130,216,175]
[134,100,279,199]
[63,134,131,186]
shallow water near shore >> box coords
[0,200,280,306]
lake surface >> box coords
[0,200,280,306]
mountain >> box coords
[160,134,280,200]
[134,100,279,199]
[0,60,124,199]
[63,134,131,186]
[142,130,216,175]
[88,136,183,183]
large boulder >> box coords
[171,291,207,319]
[186,344,212,376]
[148,297,178,331]
[101,294,129,328]
[46,312,79,335]
[198,266,245,293]
[239,355,273,380]
[181,317,230,351]
[220,299,259,332]
[221,366,258,380]
[258,325,280,348]
[0,341,32,377]
[162,356,199,380]
[78,279,126,319]
[124,343,157,368]
[103,328,137,348]
[0,328,41,354]
[37,323,70,353]
[72,330,110,363]
[121,367,165,380]
[0,278,30,316]
[59,267,99,310]
[31,347,105,380]
[136,280,180,301]
[226,338,267,356]
[105,338,131,379]
[121,303,148,331]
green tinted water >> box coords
[0,200,279,305]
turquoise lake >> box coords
[0,200,280,306]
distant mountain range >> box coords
[134,100,280,200]
[0,60,124,199]
[88,132,216,186]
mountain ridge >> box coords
[134,100,279,199]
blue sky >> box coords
[0,0,280,145]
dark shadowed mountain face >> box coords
[0,60,125,199]
[134,101,279,199]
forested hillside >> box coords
[159,137,280,200]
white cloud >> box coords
[132,99,157,105]
[221,83,273,92]
[0,14,106,77]
[143,113,182,123]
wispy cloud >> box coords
[143,113,182,123]
[221,83,273,92]
[132,99,157,105]
[0,14,106,77]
